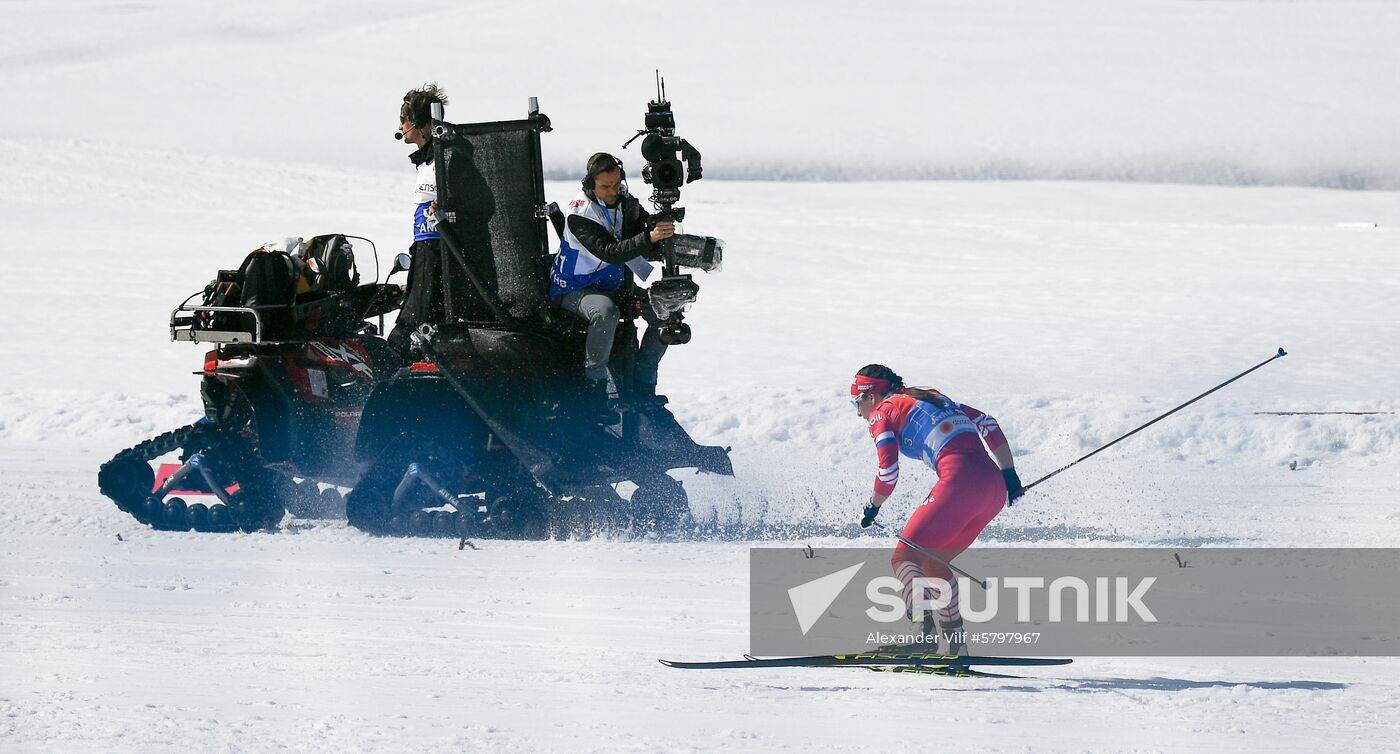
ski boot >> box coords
[872,612,942,655]
[936,616,967,656]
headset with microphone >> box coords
[394,98,432,141]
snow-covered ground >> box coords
[4,1,1400,751]
[3,140,1398,751]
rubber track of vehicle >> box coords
[97,423,278,532]
[99,423,211,525]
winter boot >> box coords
[630,381,668,409]
[938,617,967,656]
[876,611,940,654]
[919,612,944,653]
[582,378,614,423]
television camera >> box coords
[623,73,724,345]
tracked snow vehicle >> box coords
[97,235,406,531]
[343,100,732,538]
[99,97,732,538]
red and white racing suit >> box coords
[866,391,1009,629]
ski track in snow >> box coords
[3,453,1398,753]
[2,136,1400,749]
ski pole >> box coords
[872,522,988,590]
[1023,346,1288,494]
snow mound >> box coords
[998,396,1400,470]
[8,387,1391,470]
[0,390,203,452]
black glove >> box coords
[860,503,881,528]
[1002,468,1025,504]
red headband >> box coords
[851,375,891,396]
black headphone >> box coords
[582,152,626,195]
[403,99,429,129]
[395,100,430,141]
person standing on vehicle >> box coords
[550,152,676,416]
[851,364,1025,653]
[388,83,449,355]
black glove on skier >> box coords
[860,503,881,528]
[1002,468,1025,504]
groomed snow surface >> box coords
[2,139,1398,751]
[4,0,1400,750]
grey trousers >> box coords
[557,287,667,386]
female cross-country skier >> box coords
[851,364,1024,653]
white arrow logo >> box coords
[788,562,865,636]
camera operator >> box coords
[387,83,449,356]
[549,152,675,417]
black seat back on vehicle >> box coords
[303,234,359,294]
[237,250,299,337]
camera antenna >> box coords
[625,70,671,150]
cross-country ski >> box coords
[659,654,1073,670]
